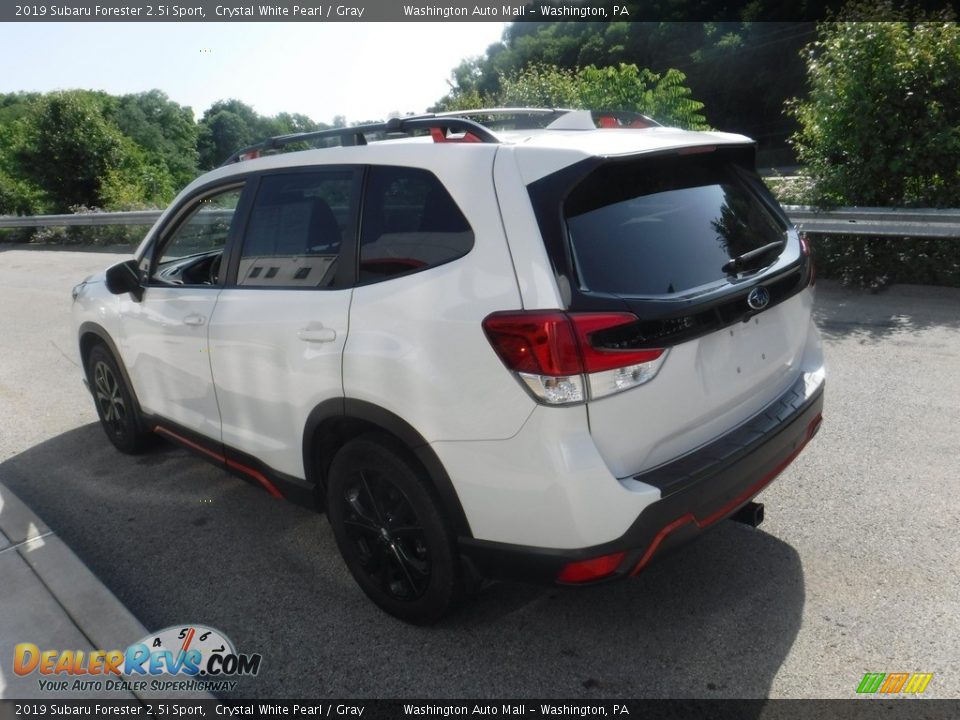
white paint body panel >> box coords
[588,290,818,479]
[343,148,533,442]
[116,286,222,440]
[208,287,352,478]
[492,147,566,310]
[432,405,661,548]
[503,128,752,184]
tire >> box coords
[86,344,155,455]
[326,434,463,624]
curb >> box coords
[0,482,211,701]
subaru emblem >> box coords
[747,286,770,311]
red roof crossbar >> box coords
[594,111,660,129]
[429,127,483,144]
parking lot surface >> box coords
[1,245,958,698]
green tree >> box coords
[496,64,580,107]
[271,112,323,135]
[11,91,129,212]
[197,100,326,168]
[434,15,819,159]
[99,137,176,209]
[0,98,43,215]
[0,167,44,216]
[3,90,177,213]
[446,63,708,130]
[576,65,708,128]
[197,100,261,169]
[789,7,960,206]
[0,92,41,126]
[110,90,199,189]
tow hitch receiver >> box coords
[730,501,765,528]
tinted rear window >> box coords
[359,166,473,281]
[564,153,786,296]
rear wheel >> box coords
[325,434,463,623]
[86,344,154,454]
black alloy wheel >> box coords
[86,344,154,454]
[92,358,127,437]
[326,434,462,623]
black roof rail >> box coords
[220,115,501,166]
[219,107,665,166]
[431,107,661,129]
[434,107,575,117]
[430,107,579,130]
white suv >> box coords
[72,109,824,623]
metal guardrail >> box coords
[0,210,163,228]
[0,209,244,229]
[1,207,960,238]
[783,206,960,239]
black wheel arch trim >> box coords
[78,322,144,414]
[302,398,473,539]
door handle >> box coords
[183,313,206,326]
[297,326,337,343]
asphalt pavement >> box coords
[0,244,957,699]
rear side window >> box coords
[238,171,352,288]
[564,154,787,296]
[359,167,473,281]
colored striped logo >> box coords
[857,672,933,694]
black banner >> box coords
[2,0,943,23]
[3,700,960,720]
[0,1,628,23]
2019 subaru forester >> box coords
[72,109,824,623]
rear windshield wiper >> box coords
[722,240,784,275]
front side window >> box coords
[237,171,352,288]
[359,167,473,281]
[151,186,243,286]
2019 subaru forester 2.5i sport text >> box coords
[72,109,824,623]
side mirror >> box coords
[105,259,144,301]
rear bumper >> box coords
[459,373,824,585]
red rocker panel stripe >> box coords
[153,425,285,499]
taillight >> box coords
[482,311,667,406]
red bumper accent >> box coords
[629,412,822,576]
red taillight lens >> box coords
[568,313,665,373]
[482,312,581,375]
[557,552,626,583]
[483,311,667,405]
[483,311,664,375]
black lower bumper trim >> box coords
[458,376,824,585]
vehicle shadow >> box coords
[813,280,960,342]
[1,424,805,702]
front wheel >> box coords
[86,344,155,454]
[325,434,463,624]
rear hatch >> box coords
[526,144,815,478]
